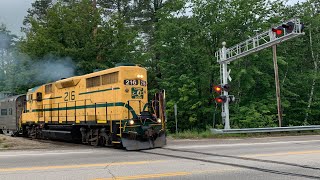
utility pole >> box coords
[272,45,282,127]
[174,104,178,133]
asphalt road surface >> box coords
[1,135,320,180]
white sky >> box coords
[0,0,34,36]
[0,0,307,36]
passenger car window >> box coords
[1,109,7,116]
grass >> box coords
[0,137,11,149]
[169,129,320,139]
[169,129,214,139]
[1,144,10,148]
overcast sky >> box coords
[0,0,34,36]
[0,0,307,36]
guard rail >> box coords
[211,125,320,134]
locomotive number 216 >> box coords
[64,91,75,101]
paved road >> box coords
[1,135,320,180]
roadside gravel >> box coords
[0,134,87,151]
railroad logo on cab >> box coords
[132,87,143,99]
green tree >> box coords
[17,0,320,131]
[0,24,35,94]
[22,0,143,75]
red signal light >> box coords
[216,98,223,103]
[272,28,283,35]
[213,85,222,93]
[276,29,283,35]
[215,96,227,103]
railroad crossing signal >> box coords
[214,18,305,130]
[215,95,235,104]
[282,21,295,33]
[213,84,234,104]
[222,84,231,92]
[215,96,227,103]
[213,84,231,93]
[215,18,305,64]
[272,21,302,37]
[272,27,284,36]
[213,85,222,93]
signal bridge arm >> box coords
[215,18,305,64]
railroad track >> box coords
[140,147,320,179]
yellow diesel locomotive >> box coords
[21,63,166,150]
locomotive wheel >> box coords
[99,136,107,147]
[89,129,99,146]
[27,126,36,139]
[90,137,99,146]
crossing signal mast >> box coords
[214,18,305,130]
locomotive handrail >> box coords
[127,100,146,116]
[34,100,143,124]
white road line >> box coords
[169,139,320,149]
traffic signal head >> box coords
[272,26,284,36]
[213,84,231,93]
[282,21,295,34]
[223,84,231,92]
[215,96,227,103]
[272,21,302,36]
[213,85,222,93]
[228,95,235,104]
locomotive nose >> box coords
[144,127,155,137]
[122,124,166,151]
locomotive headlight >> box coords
[129,120,135,125]
[157,118,162,123]
[137,74,144,79]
